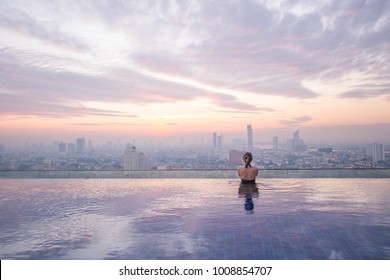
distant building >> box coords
[52,141,59,152]
[230,150,244,166]
[293,130,300,151]
[76,137,86,154]
[286,139,293,151]
[213,133,217,149]
[217,135,223,150]
[139,153,151,170]
[58,142,66,153]
[318,147,333,161]
[88,140,93,151]
[67,143,75,154]
[273,136,278,150]
[318,147,333,154]
[247,124,253,150]
[292,130,307,152]
[124,144,138,170]
[124,144,151,170]
[372,142,384,163]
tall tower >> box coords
[76,137,86,154]
[217,135,222,150]
[124,144,139,170]
[373,142,384,163]
[139,153,150,170]
[213,132,217,149]
[292,130,300,152]
[58,142,66,153]
[247,124,253,150]
[273,136,279,150]
[67,143,75,154]
[88,139,93,151]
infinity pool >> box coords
[0,178,389,260]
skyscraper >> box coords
[88,139,93,151]
[139,153,151,170]
[123,144,151,170]
[76,137,85,154]
[67,143,75,154]
[273,136,279,150]
[217,135,223,150]
[293,130,300,151]
[213,132,217,149]
[124,144,139,170]
[291,130,306,152]
[58,142,66,153]
[372,142,384,163]
[247,124,253,150]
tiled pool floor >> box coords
[0,178,389,260]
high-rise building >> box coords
[217,135,223,150]
[213,132,217,149]
[52,141,59,152]
[124,144,139,170]
[76,137,86,154]
[139,153,151,170]
[273,136,279,150]
[372,142,384,163]
[88,140,93,151]
[247,124,253,150]
[58,142,66,153]
[124,144,151,170]
[67,143,75,154]
[293,130,299,151]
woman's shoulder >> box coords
[251,166,259,173]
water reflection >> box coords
[238,184,259,214]
[1,178,389,260]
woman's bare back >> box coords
[238,166,259,180]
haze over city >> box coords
[0,0,389,146]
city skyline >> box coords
[1,122,390,148]
[1,0,389,145]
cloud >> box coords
[0,48,268,115]
[0,2,90,52]
[0,91,137,119]
[0,0,389,122]
[340,85,390,99]
[279,115,312,126]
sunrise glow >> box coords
[0,0,389,145]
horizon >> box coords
[1,0,389,145]
[1,123,389,149]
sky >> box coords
[0,0,389,146]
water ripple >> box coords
[0,178,389,259]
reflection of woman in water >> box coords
[238,185,259,213]
[237,152,259,184]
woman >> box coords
[237,152,259,185]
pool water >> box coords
[0,178,389,259]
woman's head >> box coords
[243,152,253,168]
